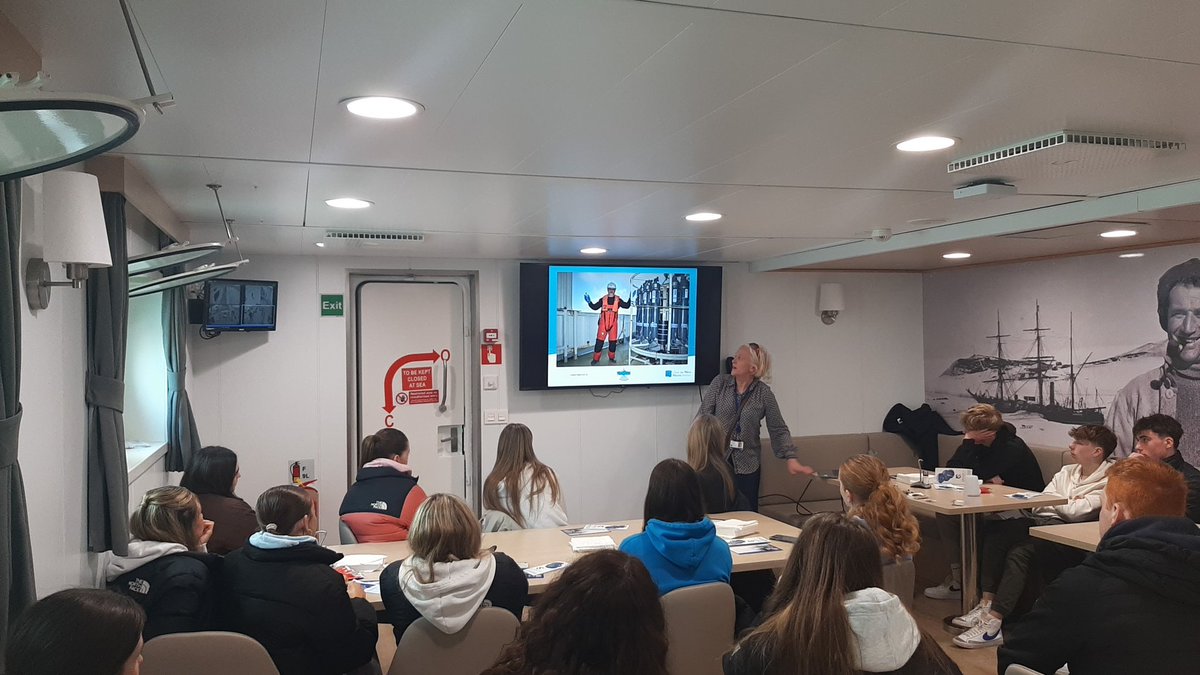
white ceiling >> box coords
[6,0,1200,266]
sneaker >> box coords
[953,617,1003,649]
[923,575,962,600]
[952,602,991,629]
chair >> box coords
[387,607,519,675]
[140,631,279,675]
[881,557,916,608]
[661,582,735,675]
[339,517,360,544]
[1005,665,1046,675]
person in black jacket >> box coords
[221,485,379,675]
[998,458,1200,675]
[926,404,1045,600]
[101,486,220,639]
[1131,413,1200,522]
[380,493,526,642]
[339,428,428,542]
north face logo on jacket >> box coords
[127,578,150,595]
[371,500,388,511]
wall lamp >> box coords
[818,282,844,325]
[25,171,112,310]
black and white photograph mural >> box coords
[924,243,1200,466]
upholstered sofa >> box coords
[759,431,1076,588]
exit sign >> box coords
[321,294,344,317]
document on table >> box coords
[726,536,781,555]
[561,524,629,536]
[569,535,616,552]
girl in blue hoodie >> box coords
[619,458,732,595]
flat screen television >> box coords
[203,278,278,332]
[519,263,722,390]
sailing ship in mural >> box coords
[965,303,1106,425]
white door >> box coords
[352,278,474,504]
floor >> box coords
[911,594,999,675]
[560,342,631,366]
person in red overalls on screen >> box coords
[585,282,631,365]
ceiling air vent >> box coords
[325,230,424,243]
[947,130,1185,178]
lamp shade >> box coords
[818,282,844,312]
[40,171,112,267]
[0,90,142,181]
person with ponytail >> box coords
[687,414,750,513]
[839,454,921,562]
[222,485,379,675]
[482,423,567,530]
[339,427,428,542]
[100,485,220,639]
[724,513,959,675]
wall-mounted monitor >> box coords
[203,278,278,332]
[519,263,722,390]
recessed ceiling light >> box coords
[580,247,607,255]
[685,212,722,222]
[314,242,325,248]
[1100,229,1137,238]
[342,96,423,119]
[325,197,373,209]
[896,136,956,152]
[1119,252,1144,258]
[942,252,972,260]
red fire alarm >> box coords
[482,328,499,344]
[481,343,502,365]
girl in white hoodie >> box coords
[380,493,527,642]
[482,423,567,530]
[724,513,959,675]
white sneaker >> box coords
[952,602,991,629]
[953,617,1004,649]
[923,574,962,600]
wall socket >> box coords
[484,409,508,425]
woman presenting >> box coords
[699,343,813,511]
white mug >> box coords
[964,475,981,497]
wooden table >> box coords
[889,467,1067,613]
[332,511,799,609]
[1029,521,1101,552]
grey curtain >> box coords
[161,234,200,471]
[86,193,130,554]
[0,180,35,656]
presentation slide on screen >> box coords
[547,265,698,388]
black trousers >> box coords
[733,469,761,513]
[977,518,1034,617]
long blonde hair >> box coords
[839,455,920,560]
[130,486,202,550]
[687,414,736,505]
[483,423,562,528]
[407,493,490,583]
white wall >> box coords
[190,255,925,527]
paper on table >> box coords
[713,519,759,539]
[561,524,630,537]
[569,535,616,552]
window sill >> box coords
[126,441,168,483]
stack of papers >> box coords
[561,524,629,536]
[569,535,616,552]
[713,519,759,539]
[726,536,781,555]
[895,473,923,485]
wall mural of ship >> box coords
[965,303,1106,425]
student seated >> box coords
[926,403,1046,600]
[619,458,732,595]
[725,513,960,675]
[483,550,669,675]
[180,445,259,554]
[952,424,1116,650]
[688,414,751,513]
[999,458,1200,675]
[379,493,527,642]
[101,486,220,639]
[482,422,568,531]
[1130,413,1200,522]
[839,454,921,562]
[222,485,379,675]
[339,428,428,542]
[5,588,145,675]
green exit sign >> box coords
[321,294,344,317]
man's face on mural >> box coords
[1166,284,1200,368]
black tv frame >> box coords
[202,278,279,332]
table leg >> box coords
[959,512,979,613]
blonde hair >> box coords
[130,486,202,550]
[407,493,491,583]
[483,423,562,528]
[839,455,920,560]
[740,342,771,381]
[686,414,736,505]
[961,403,1003,432]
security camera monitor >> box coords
[519,263,722,390]
[203,278,278,332]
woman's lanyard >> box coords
[732,386,749,441]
